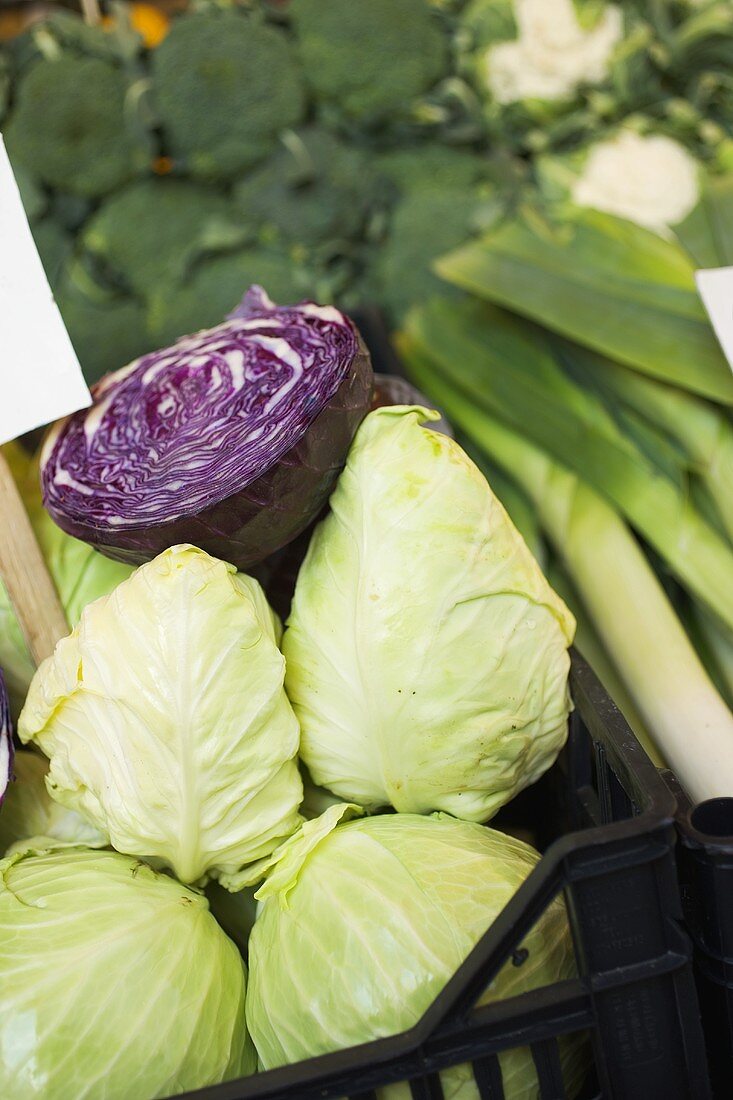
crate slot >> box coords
[530,1037,566,1098]
[408,1074,444,1099]
[471,1054,505,1099]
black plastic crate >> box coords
[183,654,710,1100]
[670,781,733,1098]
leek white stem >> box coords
[545,559,666,768]
[690,603,733,709]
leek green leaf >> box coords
[436,206,733,404]
[557,341,733,543]
[675,172,733,268]
[403,298,733,632]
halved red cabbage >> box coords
[0,670,12,805]
[41,287,373,568]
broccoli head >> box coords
[152,13,306,179]
[5,56,151,197]
[9,11,142,69]
[55,266,152,385]
[0,55,9,127]
[82,179,235,297]
[32,221,73,291]
[290,0,448,122]
[373,184,484,322]
[49,193,94,233]
[147,248,316,346]
[375,143,492,195]
[12,164,47,223]
[233,127,373,248]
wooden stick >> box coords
[80,0,102,27]
[0,452,68,666]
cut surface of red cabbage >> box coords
[0,669,12,805]
[41,287,373,568]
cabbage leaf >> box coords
[284,406,574,821]
[19,545,303,884]
[0,750,106,857]
[0,847,254,1098]
[247,811,586,1098]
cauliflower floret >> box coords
[486,0,623,105]
[571,130,700,234]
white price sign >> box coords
[0,134,90,445]
[696,265,733,375]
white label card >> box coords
[696,266,733,375]
[0,135,90,445]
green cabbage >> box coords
[0,847,255,1098]
[246,809,585,1098]
[0,750,106,857]
[283,406,574,821]
[19,545,303,885]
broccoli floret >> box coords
[32,221,73,291]
[12,11,141,68]
[147,248,316,346]
[5,57,151,197]
[55,268,152,385]
[49,193,94,233]
[12,164,47,223]
[152,13,306,180]
[0,54,9,126]
[375,143,491,195]
[373,185,483,322]
[82,179,235,297]
[290,0,448,121]
[233,127,373,248]
[458,0,516,52]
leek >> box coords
[558,341,733,542]
[404,297,733,632]
[401,345,733,803]
[675,172,733,268]
[436,205,733,404]
[545,558,666,769]
[687,603,733,711]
